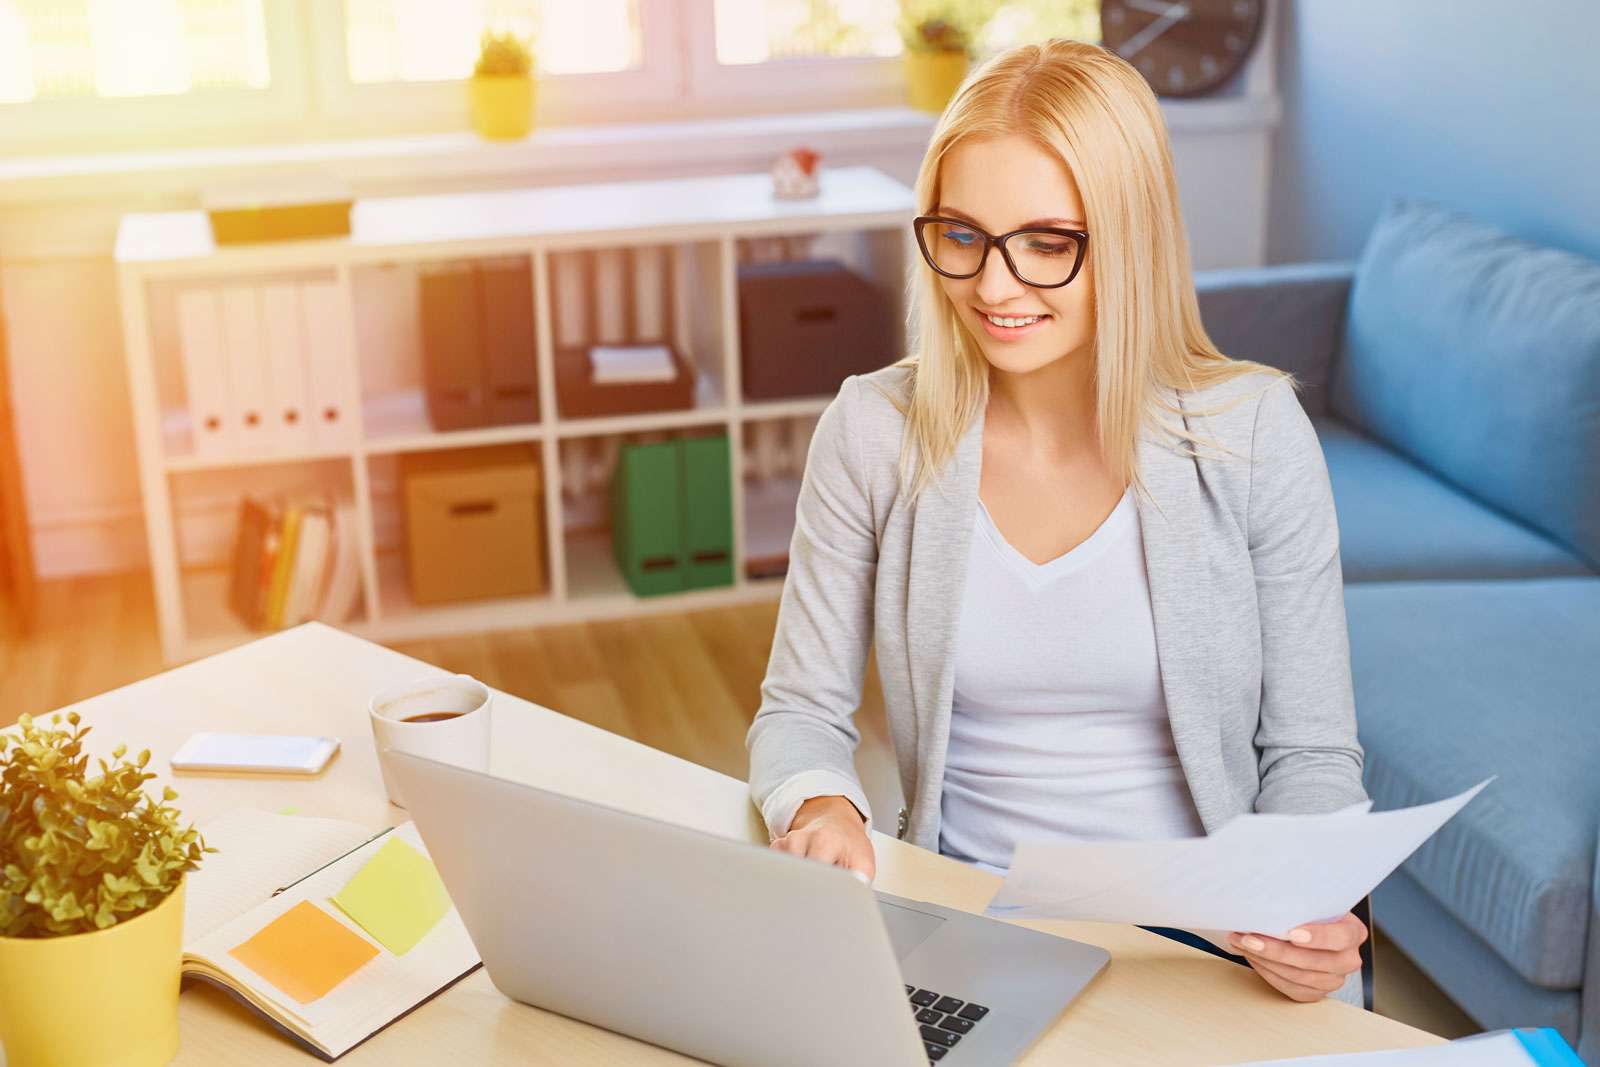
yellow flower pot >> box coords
[470,74,536,140]
[904,50,970,113]
[0,878,185,1067]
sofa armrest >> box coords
[1193,262,1356,418]
[1580,832,1600,1063]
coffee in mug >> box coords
[368,674,492,807]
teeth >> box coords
[983,312,1043,328]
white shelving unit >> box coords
[115,166,916,664]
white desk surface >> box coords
[32,623,1442,1065]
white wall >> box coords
[1267,0,1600,264]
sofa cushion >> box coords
[1344,578,1600,989]
[1329,199,1600,571]
[1315,418,1596,581]
[1374,869,1582,1045]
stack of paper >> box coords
[985,780,1490,938]
[589,344,676,385]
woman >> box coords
[745,39,1369,1005]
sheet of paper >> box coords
[330,837,451,955]
[985,780,1490,936]
[184,808,379,944]
[589,343,676,384]
[228,899,380,1004]
[1230,1028,1559,1065]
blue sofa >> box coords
[1196,199,1600,1059]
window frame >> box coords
[0,0,930,150]
[0,0,1280,155]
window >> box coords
[691,0,1099,112]
[712,0,900,65]
[1,0,1109,152]
[710,0,1099,66]
[978,1,1100,52]
[342,0,641,83]
[0,0,271,104]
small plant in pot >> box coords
[470,29,537,140]
[0,711,211,1067]
[898,3,982,113]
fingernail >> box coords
[851,870,871,884]
[1241,935,1266,952]
[1288,929,1312,944]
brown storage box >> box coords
[736,259,897,400]
[399,445,546,604]
[554,344,695,419]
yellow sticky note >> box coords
[330,838,451,956]
[229,900,379,1004]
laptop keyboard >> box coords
[904,985,991,1062]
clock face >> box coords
[1099,0,1265,98]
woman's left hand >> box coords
[1228,912,1368,1002]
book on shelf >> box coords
[263,505,303,629]
[182,809,480,1061]
[229,495,362,631]
[317,497,363,626]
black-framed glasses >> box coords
[913,215,1090,289]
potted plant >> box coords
[0,712,210,1067]
[470,29,537,140]
[898,5,979,113]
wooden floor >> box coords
[1,570,1478,1041]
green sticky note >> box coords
[330,838,451,956]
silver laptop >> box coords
[385,750,1109,1067]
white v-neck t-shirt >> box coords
[938,487,1205,875]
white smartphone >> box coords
[170,732,340,775]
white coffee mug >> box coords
[368,673,492,808]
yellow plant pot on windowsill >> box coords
[0,877,186,1067]
[470,73,536,140]
[904,50,970,113]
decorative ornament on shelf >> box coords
[898,3,984,114]
[772,146,822,200]
[0,712,213,1067]
[470,29,537,140]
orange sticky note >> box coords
[229,900,379,1004]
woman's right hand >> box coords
[769,795,877,883]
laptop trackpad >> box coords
[877,901,945,961]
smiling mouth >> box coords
[979,310,1049,328]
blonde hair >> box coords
[893,38,1293,502]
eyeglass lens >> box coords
[920,221,1082,286]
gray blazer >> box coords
[746,364,1369,1003]
[747,362,1367,851]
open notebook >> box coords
[181,809,482,1061]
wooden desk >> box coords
[41,623,1442,1065]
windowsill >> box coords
[0,98,1279,210]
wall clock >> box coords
[1099,0,1266,98]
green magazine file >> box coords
[611,440,684,597]
[679,436,733,590]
